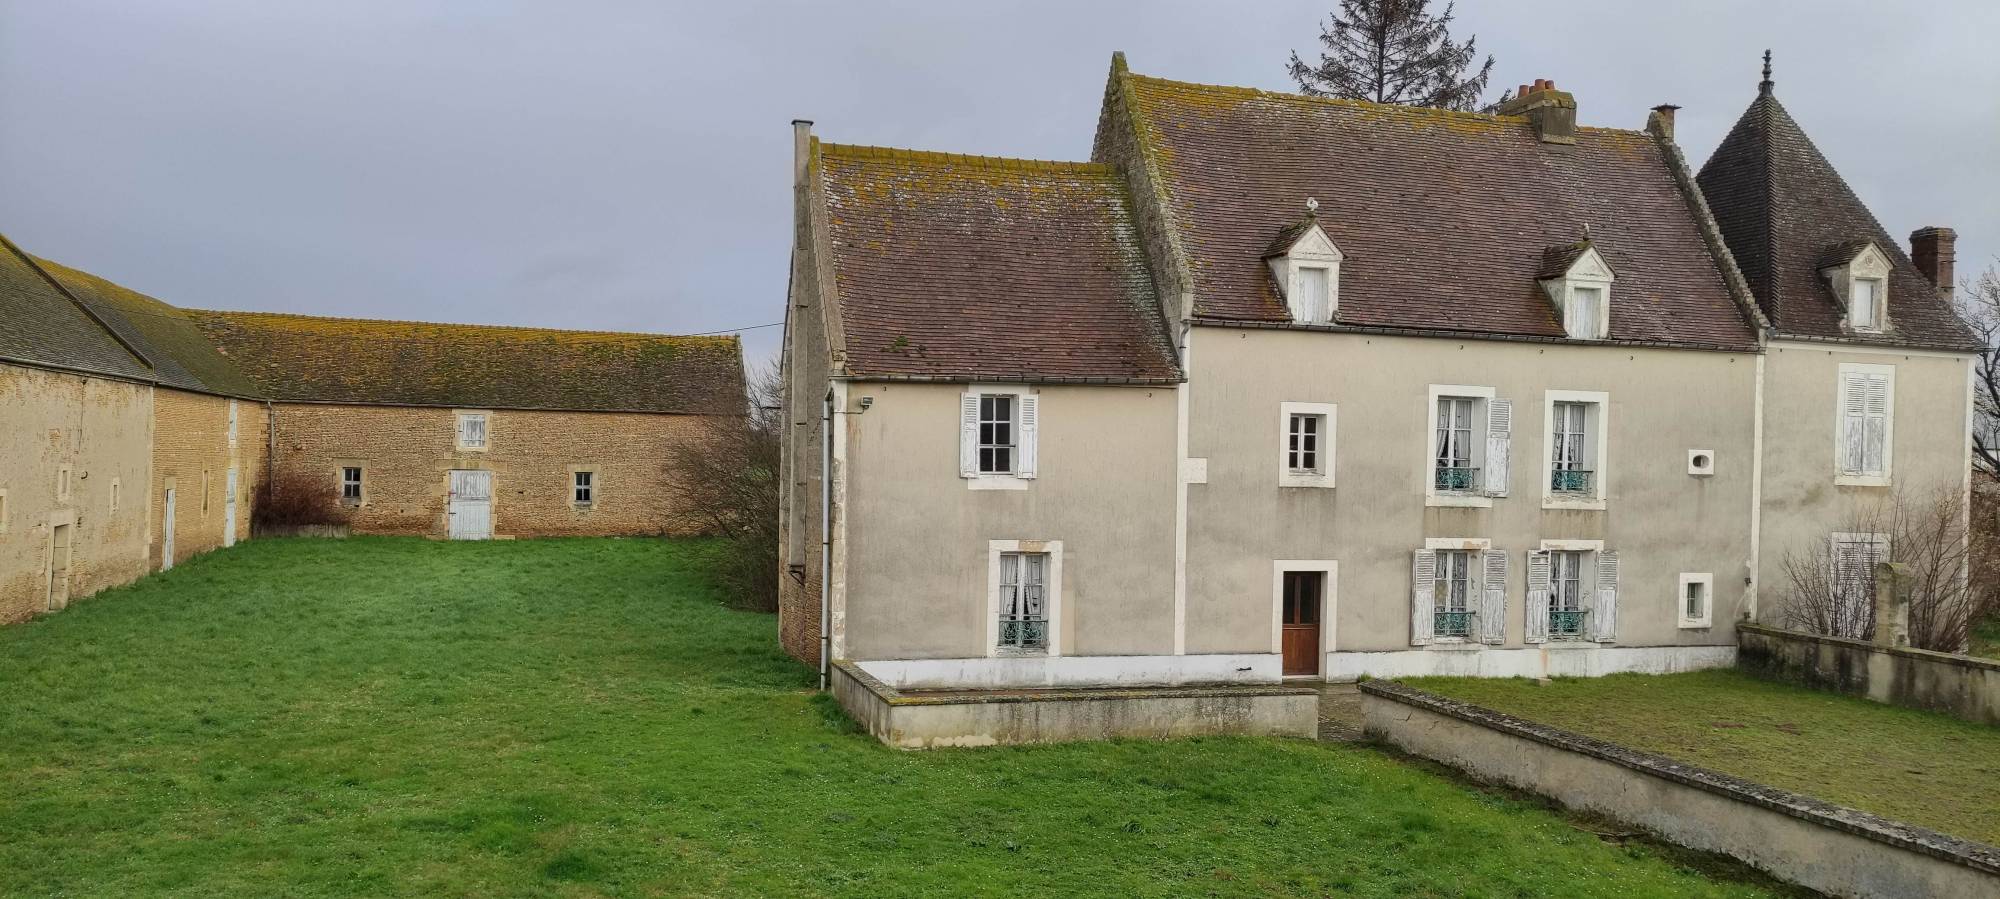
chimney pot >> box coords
[1649,104,1680,140]
[1497,78,1577,144]
[1910,226,1957,299]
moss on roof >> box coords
[192,310,745,414]
[0,236,156,381]
[33,256,263,396]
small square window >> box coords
[1279,402,1337,488]
[573,471,594,506]
[340,467,363,504]
[1678,573,1714,629]
[457,413,489,450]
[977,395,1015,475]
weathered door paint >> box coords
[448,470,493,540]
[162,488,176,570]
[223,467,238,548]
[47,523,73,611]
[1281,570,1322,676]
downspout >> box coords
[819,388,832,690]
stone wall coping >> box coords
[1361,679,2000,876]
[833,659,1315,707]
[1738,621,2000,674]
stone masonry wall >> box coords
[270,403,717,538]
[0,363,153,623]
[151,388,264,569]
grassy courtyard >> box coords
[0,538,1797,898]
[1409,670,2000,846]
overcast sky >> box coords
[5,1,1995,369]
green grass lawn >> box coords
[0,538,1794,898]
[1973,614,2000,660]
[1408,670,2000,846]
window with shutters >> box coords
[987,540,1062,656]
[1279,402,1336,487]
[1411,540,1506,646]
[1835,364,1893,486]
[456,411,490,452]
[1543,390,1608,508]
[1426,385,1508,506]
[1529,541,1617,644]
[961,386,1037,489]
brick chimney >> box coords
[1497,78,1577,145]
[1910,227,1956,299]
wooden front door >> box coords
[1281,570,1323,676]
[47,523,73,611]
[161,488,176,571]
[223,467,238,547]
[447,470,493,540]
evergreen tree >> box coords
[1287,0,1496,111]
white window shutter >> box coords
[1863,374,1889,475]
[1524,550,1551,643]
[1484,398,1511,496]
[1840,373,1867,475]
[959,394,980,478]
[1016,394,1039,479]
[1479,550,1508,645]
[1593,550,1620,643]
[1411,549,1436,646]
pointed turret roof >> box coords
[1696,65,1978,350]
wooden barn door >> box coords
[162,488,176,570]
[448,470,493,540]
[47,523,73,611]
[223,467,238,547]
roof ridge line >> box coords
[1123,70,1651,136]
[817,142,1115,174]
[189,308,739,344]
[0,233,157,371]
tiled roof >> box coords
[1697,88,1979,350]
[191,311,746,414]
[33,256,262,396]
[816,143,1181,382]
[0,235,155,381]
[1538,242,1596,280]
[1117,73,1760,349]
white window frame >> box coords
[1541,389,1609,510]
[1677,572,1714,629]
[1423,537,1491,645]
[1539,538,1605,643]
[1268,224,1343,323]
[1540,246,1615,340]
[1424,384,1495,508]
[456,411,491,452]
[339,466,365,506]
[571,468,596,508]
[1271,559,1338,664]
[985,540,1063,658]
[56,465,73,503]
[1278,402,1337,488]
[1834,363,1895,487]
[227,399,239,448]
[1825,243,1892,334]
[962,384,1036,491]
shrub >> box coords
[253,467,352,531]
[667,365,780,612]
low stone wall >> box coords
[832,660,1317,749]
[255,524,351,538]
[1738,622,2000,726]
[1362,681,2000,899]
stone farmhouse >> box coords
[1,235,744,623]
[779,55,1980,746]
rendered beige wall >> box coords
[152,388,263,569]
[1755,345,1973,620]
[0,363,153,623]
[271,403,713,538]
[1187,328,1758,655]
[839,382,1179,661]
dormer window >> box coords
[1819,240,1890,334]
[1538,240,1615,340]
[1265,199,1343,324]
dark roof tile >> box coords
[0,235,156,381]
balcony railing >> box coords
[998,617,1049,651]
[1434,466,1481,492]
[1549,468,1595,495]
[1434,610,1475,638]
[1548,608,1588,639]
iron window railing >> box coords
[1549,609,1588,639]
[1549,469,1595,494]
[1434,466,1481,492]
[998,616,1048,651]
[1434,610,1475,638]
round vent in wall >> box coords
[1688,450,1716,477]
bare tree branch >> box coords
[665,365,782,612]
[1286,0,1498,111]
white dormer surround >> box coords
[1539,245,1615,340]
[1821,242,1891,333]
[1267,218,1343,324]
